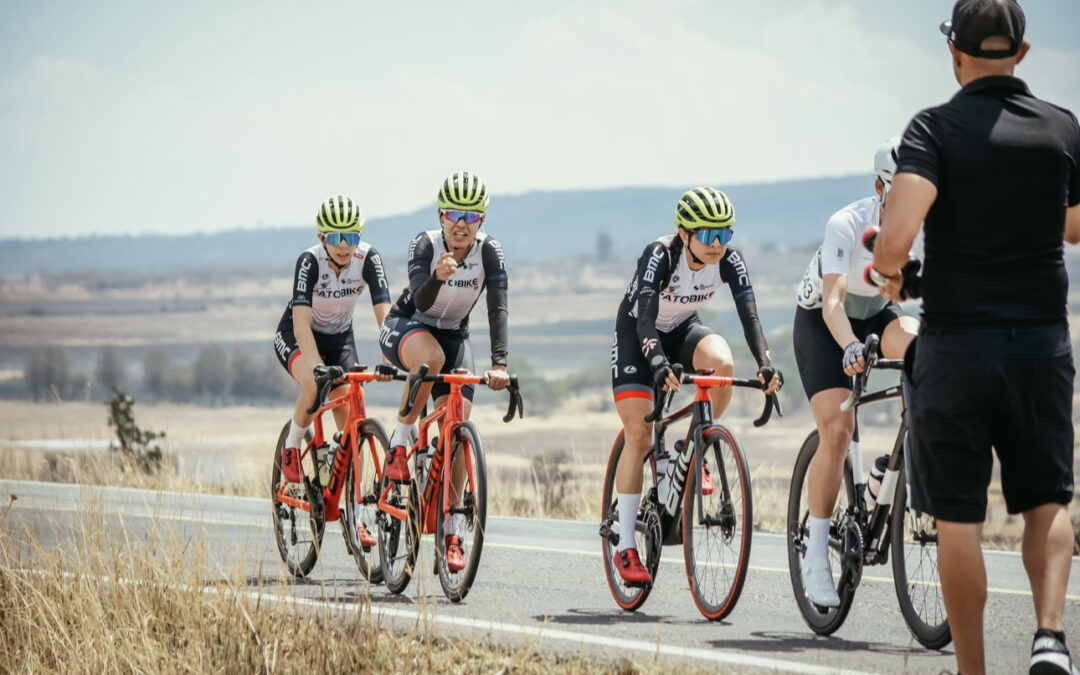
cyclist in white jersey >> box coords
[609,187,782,584]
[273,197,392,549]
[791,138,921,607]
[378,171,510,573]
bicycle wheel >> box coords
[378,471,420,595]
[891,462,951,650]
[271,422,325,577]
[600,432,662,611]
[786,430,857,634]
[683,425,752,621]
[343,419,389,584]
[435,421,488,603]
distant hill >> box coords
[0,175,873,274]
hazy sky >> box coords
[2,1,1078,239]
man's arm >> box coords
[874,173,937,278]
[1065,203,1080,245]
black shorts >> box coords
[907,322,1075,522]
[793,304,909,399]
[611,313,715,402]
[273,328,358,377]
[379,311,475,402]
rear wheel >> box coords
[599,432,662,611]
[891,462,951,650]
[435,422,488,603]
[786,430,857,635]
[271,422,324,577]
[683,426,752,621]
[378,474,420,595]
[343,419,389,584]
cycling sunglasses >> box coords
[442,209,484,225]
[693,227,734,246]
[324,232,361,246]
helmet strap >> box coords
[684,235,708,267]
[323,243,347,271]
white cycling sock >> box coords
[286,421,309,449]
[806,515,832,561]
[390,422,416,449]
[617,493,641,552]
[444,513,463,537]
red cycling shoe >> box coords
[445,535,465,572]
[702,458,715,496]
[384,446,411,481]
[280,447,302,483]
[616,548,652,585]
[356,521,376,549]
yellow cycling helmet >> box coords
[316,195,364,233]
[437,171,490,212]
[674,186,735,231]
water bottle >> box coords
[318,436,341,486]
[416,436,437,495]
[661,440,688,514]
[655,450,672,505]
[864,454,889,510]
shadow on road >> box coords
[707,630,954,660]
[532,608,706,628]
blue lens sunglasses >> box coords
[693,227,734,246]
[443,209,484,225]
[324,232,361,246]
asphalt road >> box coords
[4,479,1078,674]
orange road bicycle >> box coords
[599,366,781,620]
[271,364,406,580]
[378,365,523,603]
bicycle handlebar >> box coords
[398,365,525,422]
[306,364,408,415]
[644,363,783,427]
[839,334,880,412]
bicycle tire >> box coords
[683,425,752,621]
[271,421,324,577]
[378,473,420,595]
[435,421,488,603]
[786,430,857,634]
[891,462,951,650]
[343,419,390,584]
[600,431,662,611]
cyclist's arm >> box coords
[1066,204,1080,245]
[876,173,935,277]
[481,238,509,367]
[720,247,771,368]
[289,251,323,368]
[821,273,859,349]
[406,234,443,312]
[361,247,392,307]
[634,243,670,368]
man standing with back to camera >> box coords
[872,1,1080,673]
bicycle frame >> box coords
[276,368,387,523]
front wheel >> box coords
[435,422,488,603]
[786,430,857,635]
[378,474,420,595]
[891,462,951,650]
[271,422,324,577]
[683,426,752,621]
[599,432,662,612]
[343,419,390,584]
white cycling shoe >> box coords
[802,555,840,608]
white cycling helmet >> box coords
[874,137,901,193]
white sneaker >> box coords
[1031,630,1080,675]
[802,555,840,608]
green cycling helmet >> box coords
[437,171,490,212]
[674,186,735,231]
[316,195,364,233]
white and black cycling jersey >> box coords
[277,242,391,335]
[796,196,923,320]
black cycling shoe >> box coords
[1031,629,1080,675]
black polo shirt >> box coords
[897,76,1080,329]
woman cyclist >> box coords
[378,171,510,572]
[792,138,920,608]
[611,186,782,585]
[274,195,392,547]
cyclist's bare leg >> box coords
[692,334,734,418]
[396,331,446,425]
[614,396,654,553]
[880,315,918,359]
[806,388,854,519]
[288,350,322,429]
[1021,502,1072,633]
[435,395,473,512]
[937,519,987,675]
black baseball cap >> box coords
[940,0,1026,59]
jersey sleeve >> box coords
[290,251,318,308]
[897,108,944,187]
[481,238,509,367]
[406,233,443,313]
[633,242,671,369]
[361,247,392,305]
[720,247,771,368]
[819,210,858,277]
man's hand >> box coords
[435,253,458,281]
[877,272,905,302]
[485,366,510,391]
[842,341,866,376]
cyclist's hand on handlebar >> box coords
[653,362,681,393]
[484,367,510,391]
[374,361,396,382]
[842,340,866,376]
[758,366,783,394]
